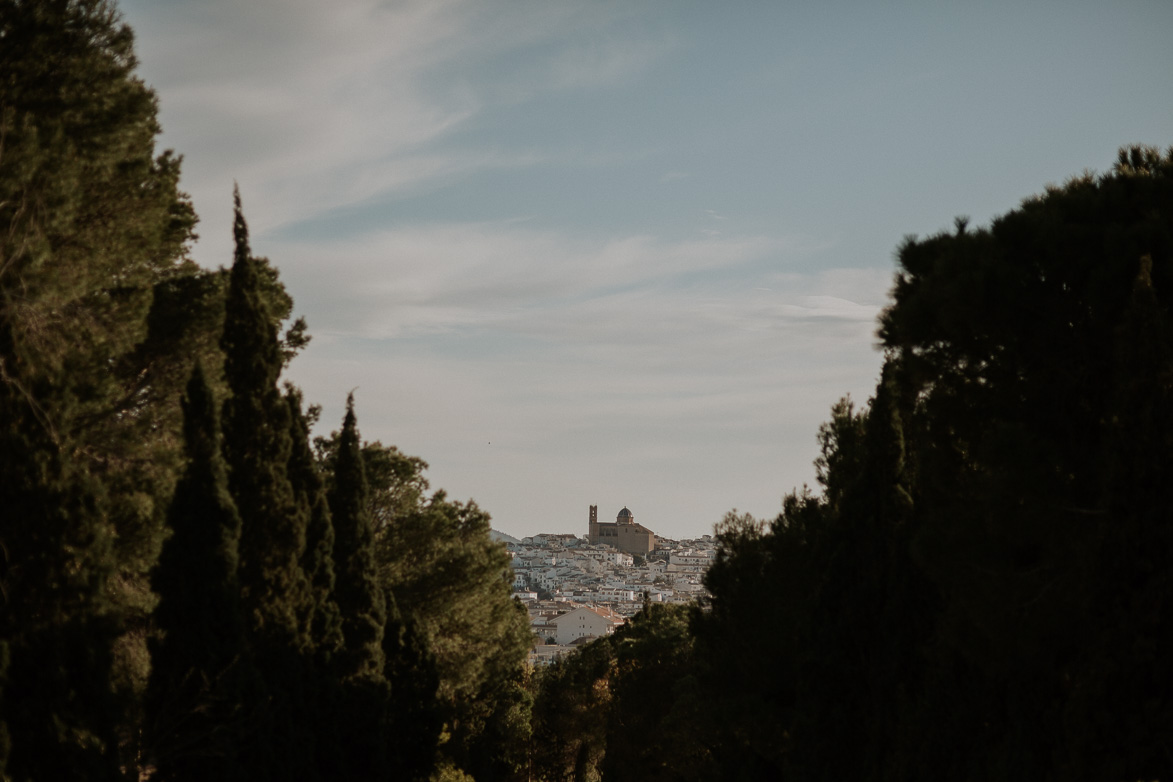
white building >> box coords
[552,604,625,645]
[669,550,714,568]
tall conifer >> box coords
[321,396,391,778]
[219,190,315,781]
[286,388,343,663]
[145,362,246,781]
[328,394,387,681]
[220,187,310,649]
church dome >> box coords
[617,507,633,523]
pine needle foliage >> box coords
[0,0,197,588]
[0,315,121,781]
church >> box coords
[586,505,655,555]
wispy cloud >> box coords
[543,33,678,92]
[118,0,1173,538]
[123,0,674,266]
[283,246,887,538]
[118,0,891,538]
[271,222,809,338]
[272,221,885,439]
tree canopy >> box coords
[0,3,530,779]
[528,147,1173,782]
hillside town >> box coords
[492,506,718,666]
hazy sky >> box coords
[119,0,1172,540]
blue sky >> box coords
[120,0,1173,539]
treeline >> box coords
[4,2,1173,782]
[0,2,529,781]
[530,145,1173,782]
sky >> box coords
[118,0,1173,540]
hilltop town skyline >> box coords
[491,503,706,548]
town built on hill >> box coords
[493,506,717,666]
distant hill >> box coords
[489,529,522,546]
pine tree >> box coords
[1059,253,1173,780]
[0,0,197,600]
[793,363,934,782]
[530,636,614,781]
[0,7,205,767]
[601,603,708,782]
[145,362,247,781]
[876,146,1173,779]
[344,435,532,776]
[0,317,121,780]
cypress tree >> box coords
[328,394,387,682]
[285,387,352,782]
[324,396,390,779]
[286,388,343,664]
[145,362,246,781]
[220,186,310,650]
[219,189,314,781]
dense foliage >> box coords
[530,147,1173,781]
[0,3,531,780]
